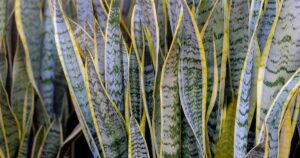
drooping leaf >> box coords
[52,0,101,156]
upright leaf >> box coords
[160,8,183,157]
[105,0,127,113]
[128,117,149,158]
[85,55,127,158]
[178,0,207,157]
[257,0,300,138]
[52,0,100,156]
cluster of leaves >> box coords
[1,0,300,157]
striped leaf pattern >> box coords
[159,8,183,157]
[105,0,126,113]
[257,0,300,139]
[178,1,207,157]
[86,55,127,158]
[52,0,100,156]
[128,117,149,158]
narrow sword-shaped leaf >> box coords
[85,55,127,158]
[40,0,57,119]
[159,8,183,157]
[31,127,45,158]
[17,85,34,158]
[135,0,159,68]
[77,0,95,29]
[0,80,21,158]
[105,0,126,113]
[178,0,208,157]
[15,0,43,89]
[181,116,200,158]
[257,0,277,52]
[94,22,106,83]
[0,0,6,42]
[52,0,100,156]
[166,0,182,35]
[38,119,62,158]
[93,0,107,32]
[128,117,150,158]
[234,0,264,157]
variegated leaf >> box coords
[15,0,43,89]
[178,0,207,157]
[264,68,300,157]
[38,119,62,158]
[229,0,249,94]
[105,0,127,113]
[85,55,127,158]
[257,0,300,139]
[234,0,264,157]
[0,80,21,158]
[128,117,149,158]
[52,0,100,156]
[159,8,183,157]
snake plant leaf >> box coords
[38,119,62,158]
[181,116,200,158]
[31,127,45,158]
[0,122,6,158]
[234,0,264,157]
[15,0,43,89]
[131,4,144,61]
[178,0,207,157]
[85,55,127,158]
[77,0,95,30]
[135,0,159,67]
[129,47,142,121]
[128,117,150,158]
[195,0,216,32]
[17,85,34,158]
[0,41,7,85]
[40,0,57,119]
[278,103,293,158]
[11,40,29,126]
[0,0,6,41]
[155,0,168,57]
[105,0,127,113]
[57,124,82,157]
[257,0,277,52]
[214,97,237,158]
[52,0,100,156]
[206,0,226,148]
[159,8,183,157]
[245,144,264,158]
[0,80,21,158]
[166,0,182,35]
[257,0,300,140]
[95,22,106,83]
[93,0,108,32]
[264,68,300,158]
[229,0,249,94]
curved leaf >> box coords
[52,0,101,156]
[178,0,207,157]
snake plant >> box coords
[0,0,300,157]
